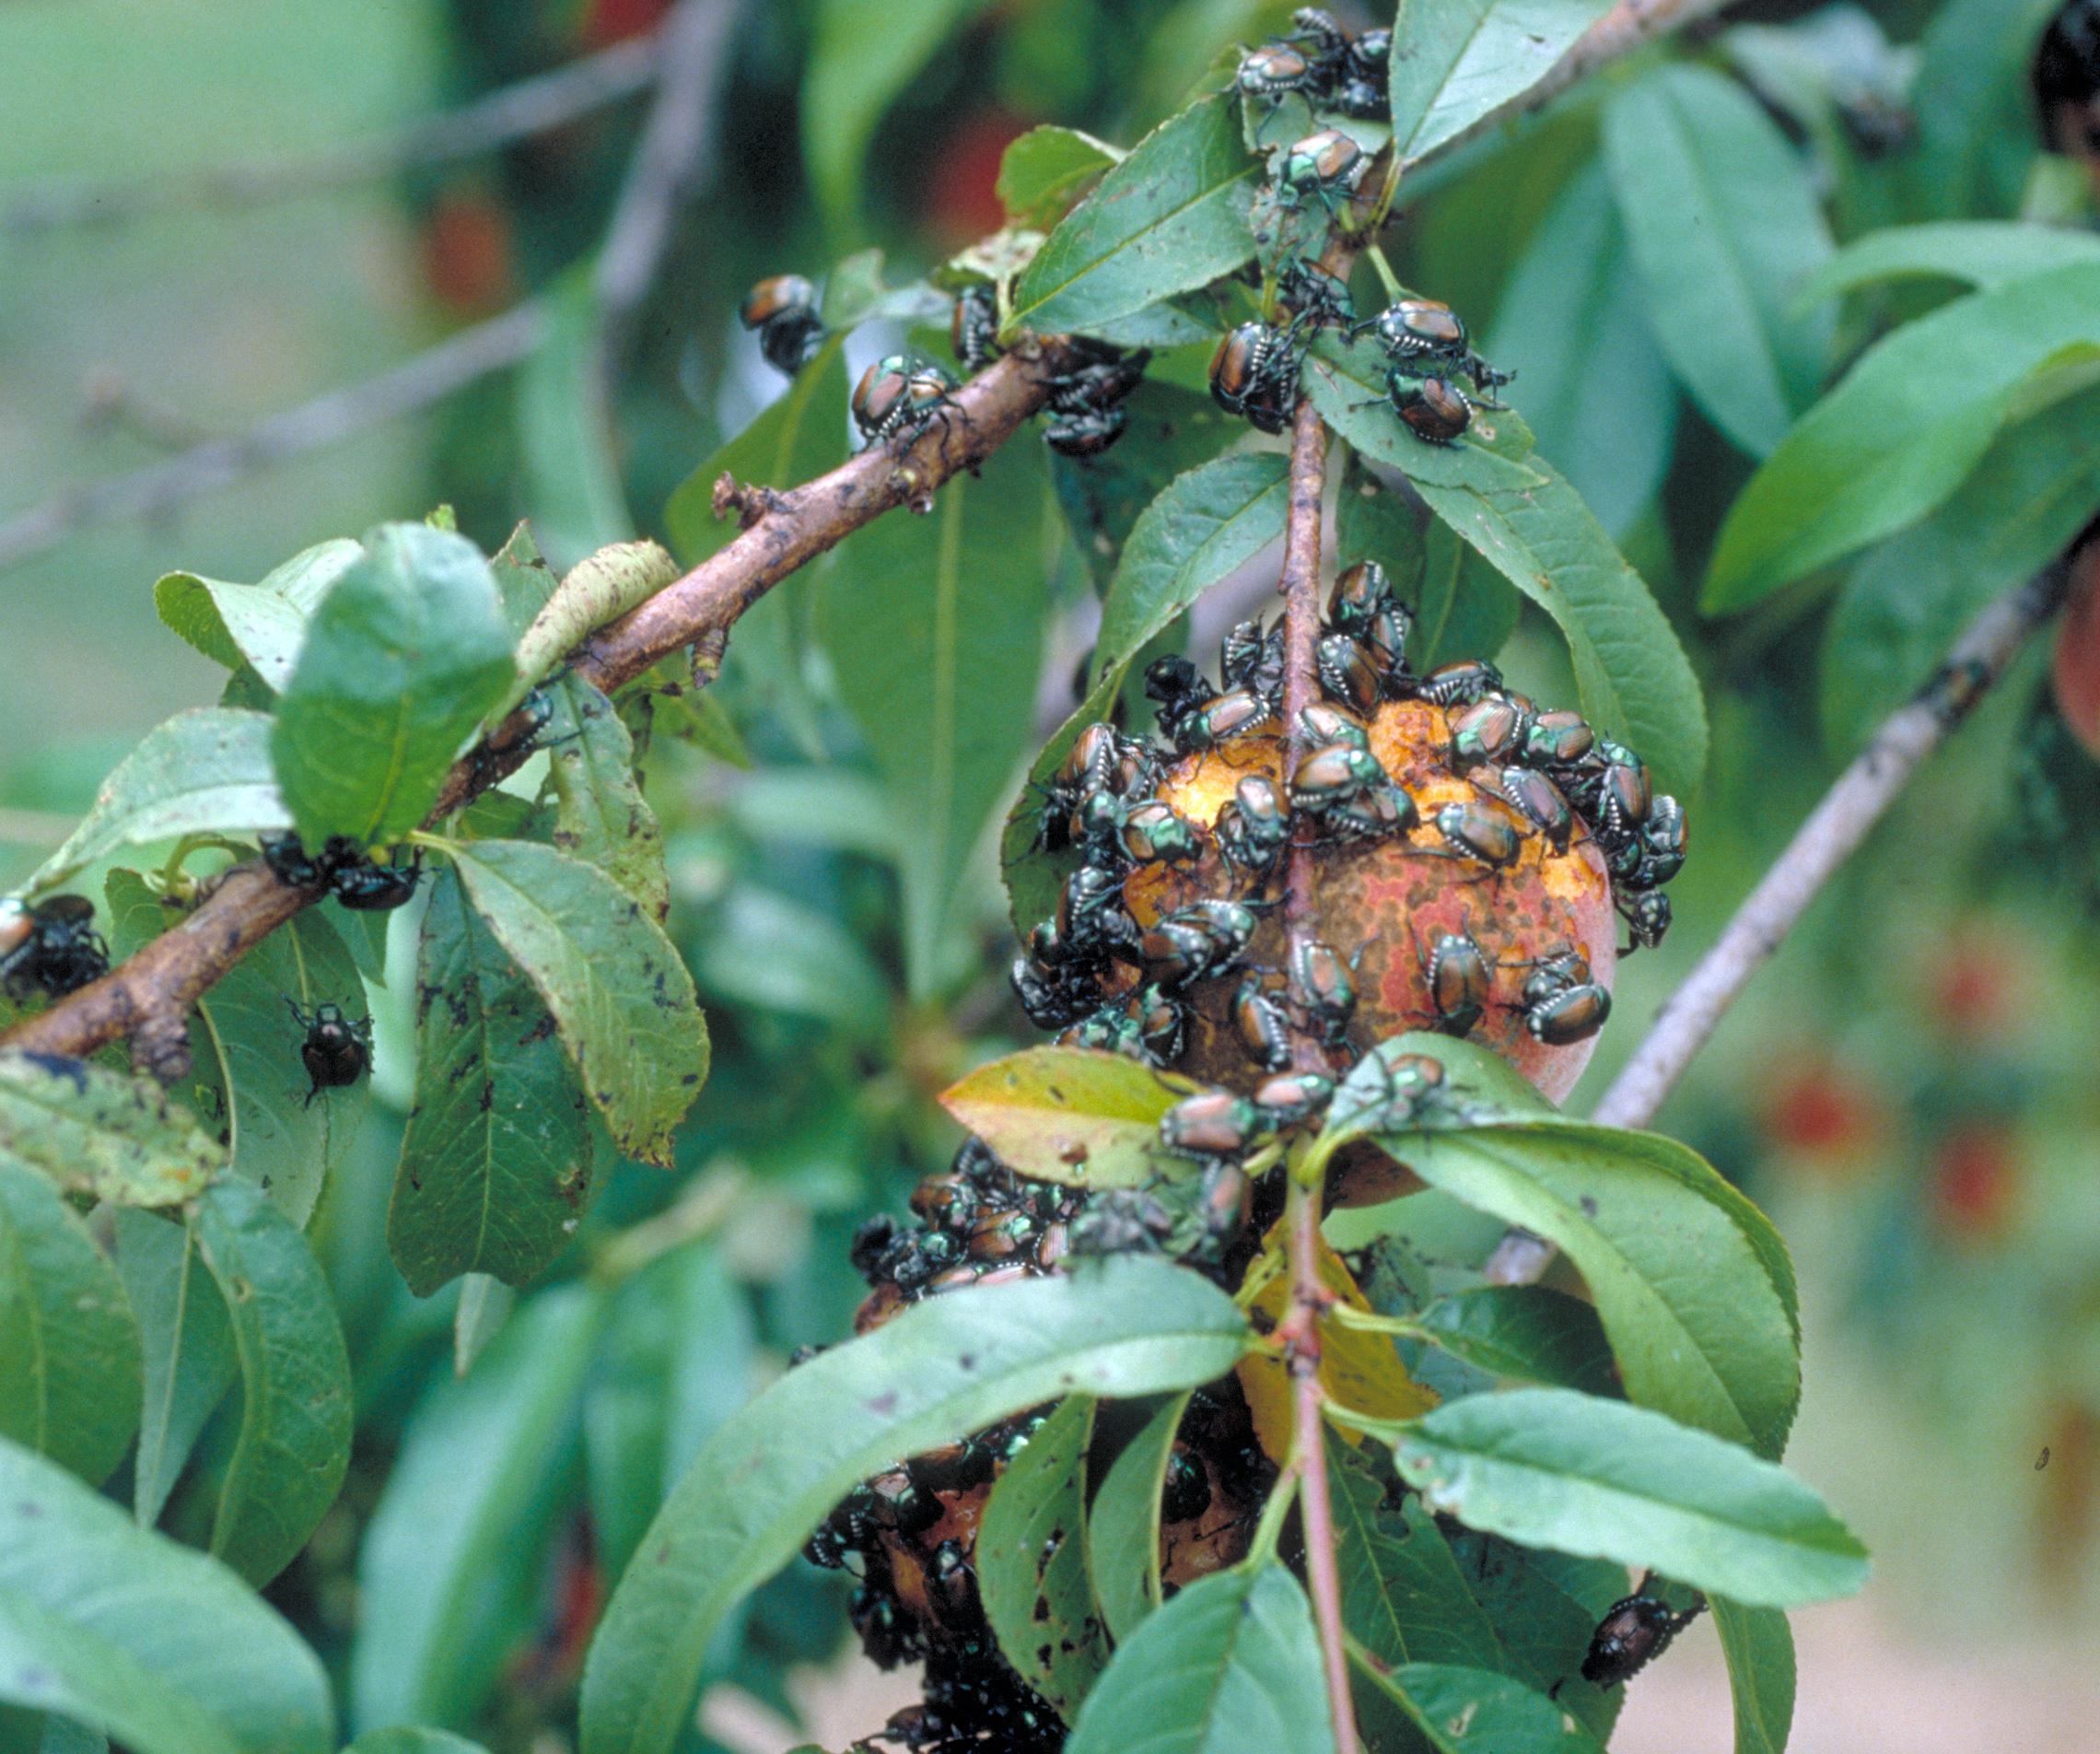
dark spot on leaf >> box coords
[17,1500,43,1519]
[958,1353,975,1371]
[1035,1643,1054,1667]
[869,1392,898,1416]
[21,1052,87,1093]
[1580,1197,1598,1217]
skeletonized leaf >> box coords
[578,1261,1249,1754]
[0,1051,222,1209]
[449,839,708,1169]
[1602,64,1833,457]
[979,1397,1105,1717]
[192,1179,352,1588]
[1393,1388,1869,1608]
[544,675,670,920]
[817,438,1051,997]
[0,1438,334,1754]
[1062,1563,1332,1754]
[1390,0,1616,162]
[1009,94,1259,338]
[939,1048,1191,1190]
[0,1162,141,1485]
[390,868,594,1296]
[1704,262,2100,611]
[499,543,677,722]
[154,540,363,690]
[29,710,288,896]
[272,522,516,847]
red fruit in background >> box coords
[1764,1058,1881,1168]
[582,0,672,46]
[419,188,517,317]
[1931,1121,2019,1242]
[921,109,1028,246]
[2050,540,2100,760]
[1929,920,2027,1040]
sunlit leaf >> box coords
[154,541,362,692]
[1390,0,1616,162]
[939,1047,1192,1189]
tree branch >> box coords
[1483,555,2077,1287]
[1,36,660,237]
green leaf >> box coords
[1711,1596,1795,1754]
[1086,1392,1186,1643]
[1389,0,1616,163]
[1304,333,1545,492]
[0,1052,222,1210]
[29,710,288,896]
[1412,466,1709,800]
[192,1178,352,1588]
[1441,1532,1624,1737]
[452,1275,514,1378]
[154,540,362,690]
[1911,0,2059,220]
[939,1048,1189,1190]
[0,1594,235,1754]
[1601,64,1833,457]
[1393,1388,1869,1607]
[449,839,708,1169]
[1488,161,1675,538]
[1051,383,1240,590]
[999,125,1121,227]
[344,1734,493,1754]
[803,0,999,226]
[1335,470,1520,670]
[353,1285,603,1733]
[1703,262,2100,611]
[543,674,670,920]
[1330,1443,1507,1673]
[817,438,1051,997]
[1819,380,2100,751]
[1417,1288,1618,1397]
[192,906,368,1226]
[0,1438,334,1754]
[516,275,631,571]
[980,1397,1105,1717]
[1794,220,2100,307]
[272,523,516,847]
[111,1210,236,1528]
[391,868,594,1297]
[503,543,679,722]
[1063,1563,1332,1754]
[1003,450,1287,934]
[1348,1657,1605,1754]
[1009,94,1259,338]
[579,1260,1249,1754]
[694,886,891,1035]
[0,1163,140,1485]
[1374,1122,1797,1456]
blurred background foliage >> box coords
[4,0,2099,1748]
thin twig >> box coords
[1483,555,2076,1287]
[0,304,549,577]
[2,37,660,237]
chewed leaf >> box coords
[498,540,679,721]
[978,1397,1104,1716]
[939,1047,1193,1189]
[0,1050,222,1209]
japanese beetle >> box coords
[911,1170,981,1233]
[1114,799,1203,867]
[1056,864,1138,959]
[1525,707,1596,769]
[1289,937,1359,1046]
[1046,350,1149,417]
[0,894,109,1000]
[1253,1070,1333,1127]
[1222,617,1287,703]
[1514,947,1591,1009]
[286,998,372,1105]
[1352,296,1468,361]
[1070,1187,1174,1258]
[1175,686,1274,754]
[1639,794,1686,882]
[1138,900,1261,988]
[1162,1447,1213,1524]
[1011,954,1096,1031]
[1589,740,1653,843]
[1525,980,1611,1046]
[1217,774,1291,881]
[1298,701,1370,752]
[1580,1584,1706,1689]
[1161,1090,1267,1162]
[739,275,827,376]
[1187,1162,1254,1264]
[852,353,959,450]
[1277,257,1356,333]
[1371,371,1475,445]
[1448,694,1534,769]
[1418,921,1490,1037]
[330,848,423,911]
[1352,1048,1450,1130]
[1431,800,1522,869]
[1480,764,1575,852]
[1239,41,1324,118]
[1275,128,1369,223]
[1144,653,1217,742]
[260,831,332,890]
[1316,631,1382,715]
[1210,321,1299,434]
[1289,741,1388,807]
[1233,972,1296,1071]
[1416,659,1504,707]
[950,281,1000,373]
[1617,890,1672,955]
[1326,559,1390,635]
[1044,405,1127,457]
